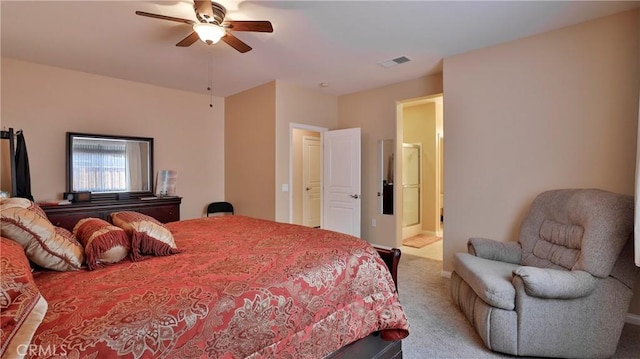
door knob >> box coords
[350,194,360,199]
[306,187,311,191]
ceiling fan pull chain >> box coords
[208,50,213,108]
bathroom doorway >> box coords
[397,94,443,260]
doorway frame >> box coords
[395,93,444,248]
[288,122,328,224]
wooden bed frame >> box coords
[40,202,404,359]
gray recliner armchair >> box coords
[450,188,639,358]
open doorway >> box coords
[289,124,362,238]
[397,95,443,261]
[290,124,325,226]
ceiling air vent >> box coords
[378,56,411,68]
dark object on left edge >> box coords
[15,130,33,201]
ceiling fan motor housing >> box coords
[196,1,226,24]
[136,0,271,53]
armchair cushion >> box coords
[518,189,633,277]
[513,266,597,299]
[453,253,519,310]
[468,237,522,264]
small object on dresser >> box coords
[64,191,91,203]
[155,170,177,196]
[36,199,72,206]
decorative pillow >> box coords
[0,237,49,358]
[0,207,84,271]
[110,211,180,261]
[0,197,47,220]
[73,218,130,270]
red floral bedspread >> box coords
[30,216,409,358]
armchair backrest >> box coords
[518,189,634,278]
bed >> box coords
[1,206,409,359]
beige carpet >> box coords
[402,234,442,248]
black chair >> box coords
[206,201,234,216]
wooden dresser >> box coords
[40,197,181,232]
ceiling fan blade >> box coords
[176,31,200,47]
[135,11,195,25]
[194,0,215,21]
[222,33,252,53]
[223,21,273,33]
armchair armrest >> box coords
[513,266,597,299]
[468,237,521,264]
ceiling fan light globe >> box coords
[193,23,225,44]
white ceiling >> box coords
[2,1,638,97]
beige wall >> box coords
[225,80,336,223]
[274,81,338,223]
[0,58,225,219]
[403,102,437,234]
[443,9,640,313]
[291,129,321,225]
[225,81,276,220]
[338,74,444,248]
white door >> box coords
[303,136,321,227]
[322,128,361,237]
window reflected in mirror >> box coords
[67,133,153,194]
[378,139,394,215]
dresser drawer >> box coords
[46,210,102,230]
[136,204,180,223]
[41,197,182,232]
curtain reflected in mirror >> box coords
[378,139,394,215]
[67,133,153,194]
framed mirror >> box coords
[67,132,153,197]
[1,128,17,197]
[378,139,394,215]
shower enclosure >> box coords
[402,143,421,231]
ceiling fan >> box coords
[136,0,273,53]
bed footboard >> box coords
[373,246,401,291]
[325,246,403,359]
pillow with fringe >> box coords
[0,207,84,271]
[73,218,130,270]
[110,211,180,261]
[0,237,48,358]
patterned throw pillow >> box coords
[110,211,180,261]
[0,197,48,220]
[0,207,84,271]
[0,237,49,358]
[73,218,130,270]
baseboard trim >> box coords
[441,270,452,278]
[626,313,640,326]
